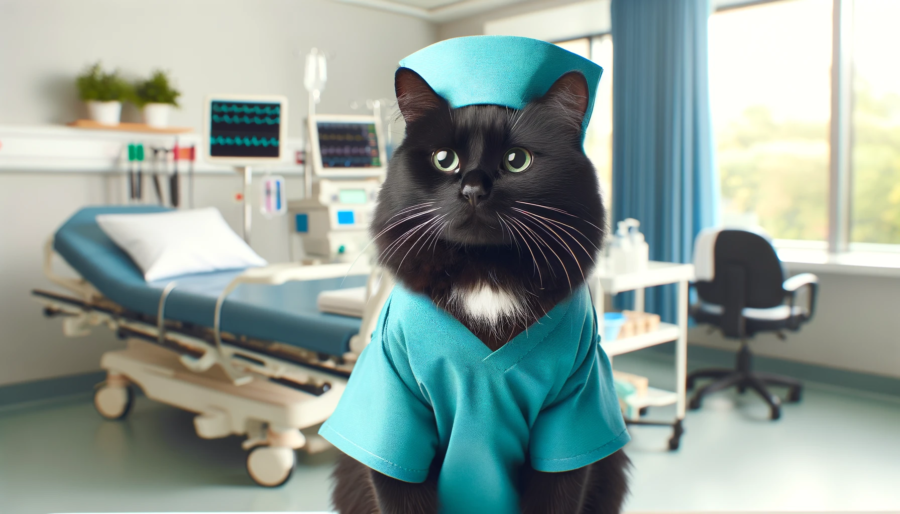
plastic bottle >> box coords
[628,220,649,271]
[611,220,633,274]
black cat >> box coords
[331,68,630,514]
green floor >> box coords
[2,349,899,513]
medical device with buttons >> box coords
[204,94,289,243]
[290,179,379,260]
[289,114,386,262]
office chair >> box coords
[688,229,819,420]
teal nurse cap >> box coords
[398,35,604,137]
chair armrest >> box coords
[783,273,819,321]
[783,273,818,292]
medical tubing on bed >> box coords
[156,281,178,346]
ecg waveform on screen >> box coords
[318,133,368,142]
[209,100,281,158]
[317,122,380,168]
[212,104,280,115]
[211,114,281,125]
[210,136,279,147]
[320,145,376,156]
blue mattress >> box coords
[53,206,366,357]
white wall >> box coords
[0,0,435,387]
[484,0,610,42]
[690,266,900,380]
[0,0,433,134]
[437,0,588,40]
[438,0,786,41]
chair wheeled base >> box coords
[687,344,802,420]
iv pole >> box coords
[236,165,252,243]
[304,48,327,199]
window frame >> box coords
[557,0,895,258]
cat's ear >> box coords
[541,72,590,127]
[395,68,446,124]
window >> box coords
[556,0,894,254]
[555,35,614,201]
[851,0,900,246]
[709,0,833,242]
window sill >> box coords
[776,247,900,278]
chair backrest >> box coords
[694,229,786,337]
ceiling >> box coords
[387,0,468,9]
[335,0,531,23]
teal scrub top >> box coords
[319,285,629,514]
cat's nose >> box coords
[460,171,491,207]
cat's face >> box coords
[372,69,606,300]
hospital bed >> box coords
[32,206,392,487]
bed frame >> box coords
[34,238,392,487]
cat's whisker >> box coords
[512,216,572,290]
[536,218,599,260]
[515,201,604,232]
[375,207,438,240]
[497,215,521,257]
[380,221,431,262]
[520,219,572,289]
[379,217,436,263]
[513,208,596,266]
[517,213,585,281]
[385,202,434,228]
[429,220,447,254]
[513,208,601,252]
[416,214,448,257]
[510,216,560,284]
[377,219,430,259]
[509,107,525,132]
[399,215,447,270]
[426,217,449,255]
[502,214,542,287]
[434,218,450,250]
[343,203,437,278]
[387,202,435,221]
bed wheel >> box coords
[247,446,296,487]
[94,384,134,420]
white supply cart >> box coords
[592,261,695,450]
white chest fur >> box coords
[451,284,524,326]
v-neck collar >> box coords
[396,286,578,373]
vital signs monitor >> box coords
[289,113,387,261]
[307,114,386,178]
[203,95,289,243]
[205,95,288,165]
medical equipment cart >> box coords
[591,261,695,450]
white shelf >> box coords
[0,124,306,175]
[601,322,680,356]
[622,387,678,420]
[592,260,691,428]
[594,261,695,295]
[625,387,678,410]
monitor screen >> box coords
[338,189,368,204]
[317,122,381,168]
[209,100,281,159]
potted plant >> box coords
[76,63,132,125]
[134,70,181,128]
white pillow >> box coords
[97,207,267,282]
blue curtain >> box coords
[610,0,719,323]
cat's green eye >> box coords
[432,148,460,173]
[504,148,533,173]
